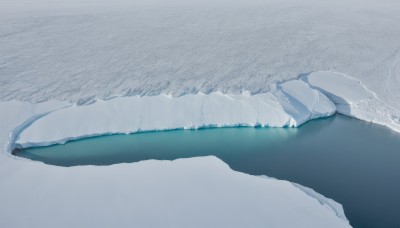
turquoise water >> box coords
[15,115,400,228]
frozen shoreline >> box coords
[11,72,400,151]
[14,78,335,149]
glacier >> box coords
[1,0,400,226]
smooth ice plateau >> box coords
[1,0,400,227]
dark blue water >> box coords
[14,115,400,228]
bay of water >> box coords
[15,115,400,228]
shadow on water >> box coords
[14,115,400,228]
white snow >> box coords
[0,156,351,228]
[1,0,400,106]
[0,101,350,228]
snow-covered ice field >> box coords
[1,0,400,227]
[1,0,400,106]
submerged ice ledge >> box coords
[14,71,400,149]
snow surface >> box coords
[0,101,350,228]
[0,156,351,228]
[1,0,400,108]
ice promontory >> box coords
[16,72,400,149]
[15,80,335,148]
